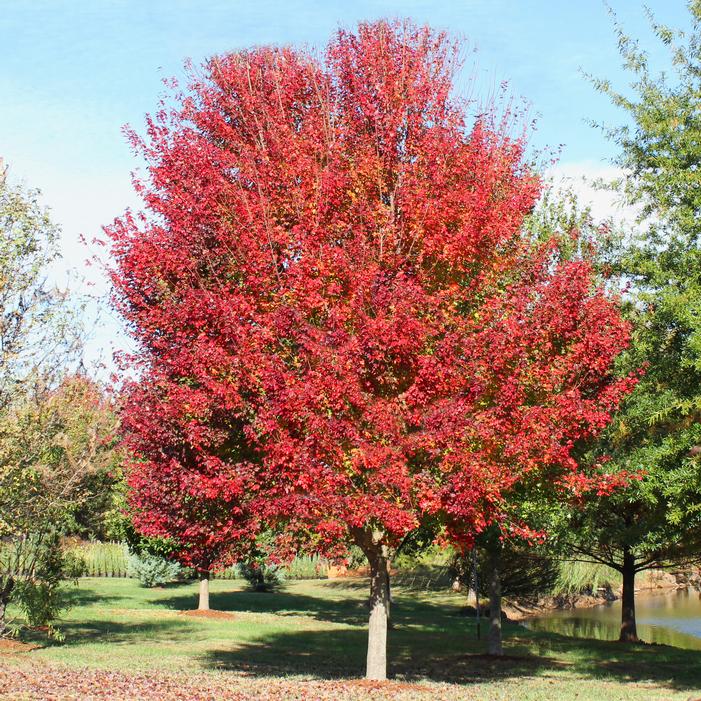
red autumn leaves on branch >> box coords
[107,19,635,679]
[120,379,259,576]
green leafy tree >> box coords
[0,163,115,636]
[564,2,701,642]
[0,162,81,412]
[9,530,85,641]
[0,374,118,636]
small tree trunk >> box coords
[619,550,638,642]
[0,576,15,637]
[472,548,481,640]
[487,551,503,656]
[366,547,390,680]
[198,571,210,611]
[385,560,392,628]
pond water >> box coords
[525,588,701,650]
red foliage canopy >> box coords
[108,19,633,571]
[120,378,258,572]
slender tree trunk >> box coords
[198,570,210,611]
[619,550,638,642]
[472,548,481,640]
[487,550,503,656]
[0,576,15,637]
[366,546,390,680]
[385,559,392,628]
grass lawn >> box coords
[1,577,700,700]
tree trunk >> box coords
[472,548,481,640]
[487,551,503,656]
[198,571,210,611]
[366,547,390,680]
[385,560,392,628]
[0,576,15,637]
[619,550,638,642]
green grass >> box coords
[4,577,701,700]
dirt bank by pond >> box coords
[502,569,699,622]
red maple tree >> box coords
[120,376,258,609]
[108,20,633,679]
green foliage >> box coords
[112,480,181,563]
[452,541,560,604]
[0,168,116,638]
[0,376,118,548]
[60,542,339,582]
[283,554,329,580]
[0,170,89,549]
[127,550,182,588]
[394,544,451,571]
[3,531,85,639]
[391,530,468,594]
[130,536,179,560]
[66,541,128,578]
[345,544,367,570]
[525,178,620,275]
[211,566,240,580]
[0,166,82,416]
[0,375,121,634]
[98,466,147,545]
[589,2,701,240]
[554,560,621,596]
[562,1,701,577]
[237,559,285,592]
[65,468,123,541]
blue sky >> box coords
[0,0,692,370]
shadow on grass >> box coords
[159,589,364,626]
[61,585,125,608]
[49,618,198,648]
[202,626,564,683]
[158,584,461,633]
[155,580,196,590]
[511,627,701,691]
[48,578,701,692]
[201,622,701,691]
[318,579,369,591]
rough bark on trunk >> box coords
[366,548,389,680]
[487,551,503,656]
[0,576,15,637]
[619,550,638,642]
[350,526,391,680]
[198,571,210,611]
